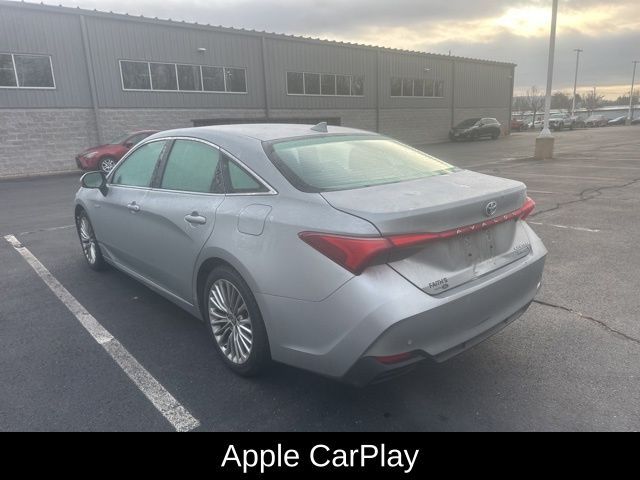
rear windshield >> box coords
[265,135,455,192]
[456,118,480,128]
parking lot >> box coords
[1,125,639,431]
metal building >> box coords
[0,0,516,176]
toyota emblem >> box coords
[485,201,498,217]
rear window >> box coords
[456,118,480,128]
[265,135,455,192]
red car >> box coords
[75,130,158,173]
[510,118,528,131]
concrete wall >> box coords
[0,109,97,177]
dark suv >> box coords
[449,118,501,141]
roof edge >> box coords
[0,0,517,68]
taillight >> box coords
[298,232,393,275]
[301,196,535,275]
[519,196,536,220]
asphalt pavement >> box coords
[1,125,639,431]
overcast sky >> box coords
[56,0,639,98]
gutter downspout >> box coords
[79,15,102,144]
[260,36,271,120]
[450,58,456,128]
[375,50,381,133]
[508,65,515,135]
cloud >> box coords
[54,0,640,98]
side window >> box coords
[161,140,222,193]
[111,141,165,187]
[225,157,268,193]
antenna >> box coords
[310,121,328,133]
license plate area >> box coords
[388,221,532,295]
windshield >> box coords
[455,118,480,128]
[109,133,131,145]
[265,135,456,193]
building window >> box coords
[287,71,364,96]
[150,62,178,91]
[286,72,303,95]
[121,61,151,90]
[390,76,444,98]
[202,66,225,92]
[321,74,336,95]
[0,53,55,89]
[304,73,320,95]
[177,64,202,91]
[120,60,247,93]
[225,67,247,93]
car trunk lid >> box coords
[320,170,532,294]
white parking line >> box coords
[3,234,201,433]
[19,224,75,236]
[527,190,555,194]
[528,222,600,233]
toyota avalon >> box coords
[75,123,547,385]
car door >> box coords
[90,139,167,274]
[136,138,226,303]
[477,119,488,136]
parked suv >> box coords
[570,115,586,128]
[449,118,501,141]
[585,115,608,128]
[548,114,574,131]
[76,130,159,173]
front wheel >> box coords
[76,211,106,271]
[98,156,117,174]
[204,266,271,376]
[491,131,499,140]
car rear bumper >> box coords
[258,222,547,385]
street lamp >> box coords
[627,60,638,125]
[534,0,558,160]
[571,49,582,116]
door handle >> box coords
[127,202,140,213]
[185,212,207,225]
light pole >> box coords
[535,0,558,160]
[571,48,582,116]
[627,60,638,125]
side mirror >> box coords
[81,171,108,195]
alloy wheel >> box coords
[79,215,97,265]
[208,279,253,364]
[100,158,116,173]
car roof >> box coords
[153,123,376,143]
[131,130,159,135]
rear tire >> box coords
[203,266,271,377]
[75,211,106,271]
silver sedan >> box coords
[75,124,547,385]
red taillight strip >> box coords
[299,197,535,275]
[298,232,392,275]
[388,197,535,249]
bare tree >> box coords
[551,91,572,111]
[582,87,605,114]
[512,96,528,114]
[525,86,545,125]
